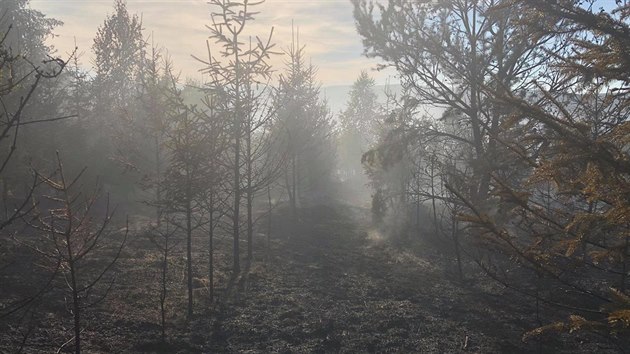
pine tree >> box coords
[26,153,127,354]
[338,71,379,204]
[160,74,207,319]
[199,0,276,273]
[93,0,144,111]
[274,39,336,216]
[91,0,147,206]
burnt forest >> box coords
[1,0,630,352]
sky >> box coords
[30,0,396,87]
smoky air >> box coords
[1,0,628,352]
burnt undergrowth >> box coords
[1,204,622,353]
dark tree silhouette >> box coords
[198,0,276,273]
[25,153,127,354]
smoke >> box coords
[367,228,385,243]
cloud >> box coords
[31,0,391,86]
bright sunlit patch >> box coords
[367,228,385,243]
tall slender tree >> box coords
[199,0,276,273]
[91,0,147,206]
[161,74,207,319]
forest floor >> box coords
[1,204,623,353]
[200,205,529,353]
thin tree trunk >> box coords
[430,157,439,236]
[233,136,241,273]
[70,261,81,354]
[2,178,8,219]
[291,155,297,219]
[536,279,543,354]
[232,31,242,274]
[284,171,292,204]
[247,191,253,263]
[452,212,463,281]
[63,205,81,354]
[246,129,253,264]
[464,6,487,202]
[415,172,421,239]
[160,234,168,342]
[186,188,193,318]
[155,135,161,227]
[208,193,214,303]
[400,175,406,205]
[621,235,629,292]
[267,185,272,263]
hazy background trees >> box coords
[91,0,149,210]
[338,70,379,205]
[274,40,337,218]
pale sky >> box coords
[30,0,395,86]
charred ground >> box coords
[3,204,621,353]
